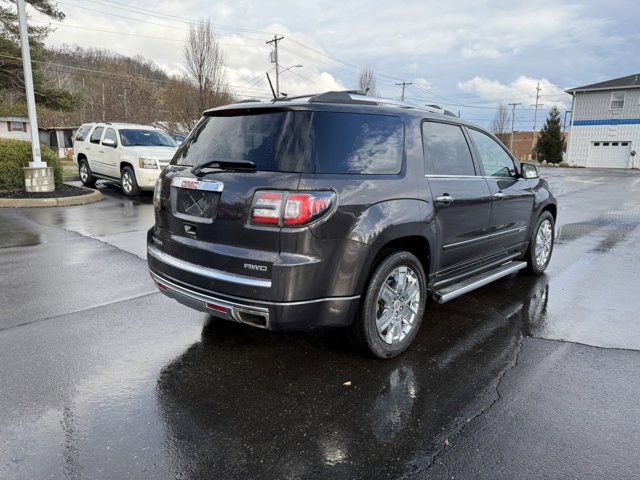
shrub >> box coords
[0,139,63,191]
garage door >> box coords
[587,141,631,168]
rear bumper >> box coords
[149,267,360,331]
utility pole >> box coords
[17,0,55,192]
[395,81,412,101]
[101,81,106,122]
[266,34,284,96]
[530,82,543,157]
[16,0,42,167]
[508,102,522,152]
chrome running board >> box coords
[432,261,527,304]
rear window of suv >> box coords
[173,110,311,172]
[173,109,404,175]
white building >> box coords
[0,116,30,141]
[566,73,640,169]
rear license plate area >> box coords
[176,188,218,218]
[170,177,224,223]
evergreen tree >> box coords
[0,0,76,110]
[535,106,565,164]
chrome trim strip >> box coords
[425,174,481,179]
[150,271,270,329]
[442,226,527,250]
[171,176,224,192]
[148,245,272,288]
[209,291,361,307]
[433,261,527,304]
[150,269,360,307]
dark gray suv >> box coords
[147,91,556,358]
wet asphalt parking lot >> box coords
[1,168,640,479]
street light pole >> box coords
[16,0,43,167]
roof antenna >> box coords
[266,72,277,100]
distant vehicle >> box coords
[147,91,557,358]
[73,123,178,196]
[170,133,186,145]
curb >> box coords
[0,189,103,208]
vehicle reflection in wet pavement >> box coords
[154,273,546,478]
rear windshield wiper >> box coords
[191,159,256,175]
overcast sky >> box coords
[31,0,640,129]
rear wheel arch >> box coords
[357,234,432,297]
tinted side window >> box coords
[468,129,516,177]
[103,128,118,145]
[75,125,92,142]
[89,127,104,144]
[422,122,475,175]
[311,112,403,174]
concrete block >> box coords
[23,167,55,193]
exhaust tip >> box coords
[233,308,269,329]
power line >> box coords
[0,53,273,93]
[32,19,263,47]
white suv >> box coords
[73,123,178,196]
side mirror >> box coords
[102,138,117,148]
[521,162,539,179]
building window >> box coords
[621,142,629,146]
[594,142,600,146]
[602,142,610,146]
[610,92,625,110]
[8,121,26,132]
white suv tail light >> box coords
[251,190,336,226]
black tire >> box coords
[523,211,555,274]
[351,251,427,359]
[120,166,141,196]
[78,159,96,187]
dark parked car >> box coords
[147,91,556,358]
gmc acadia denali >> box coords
[147,91,556,358]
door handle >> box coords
[436,194,454,206]
[99,149,104,153]
[493,192,506,200]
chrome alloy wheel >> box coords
[79,162,88,182]
[122,170,133,193]
[375,266,421,345]
[535,219,553,268]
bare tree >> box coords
[490,104,509,144]
[358,67,377,96]
[184,19,228,113]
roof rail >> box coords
[309,91,458,116]
[235,99,263,104]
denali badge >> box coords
[244,263,268,272]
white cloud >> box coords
[457,76,570,108]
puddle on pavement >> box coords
[556,204,640,253]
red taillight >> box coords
[251,190,335,226]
